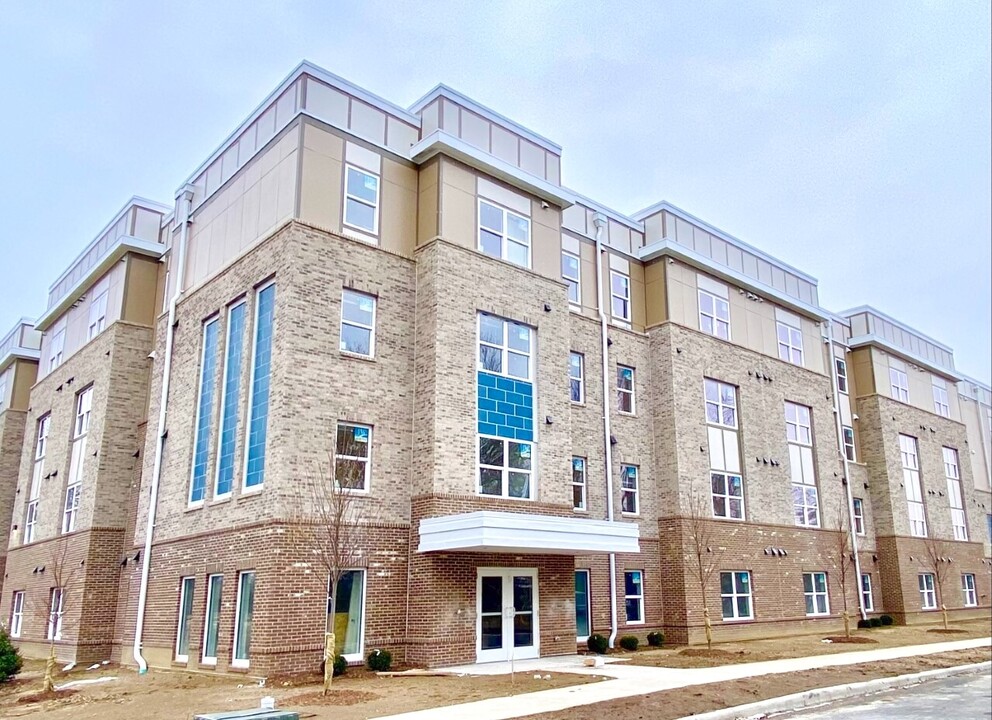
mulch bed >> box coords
[927,628,970,634]
[16,688,78,704]
[289,689,380,706]
[823,636,878,644]
[678,648,747,658]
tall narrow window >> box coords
[87,278,109,340]
[918,573,936,609]
[175,577,195,662]
[720,571,753,621]
[861,574,874,612]
[962,574,977,607]
[706,379,744,520]
[932,378,950,417]
[835,358,848,394]
[569,352,584,404]
[25,414,50,544]
[572,457,587,511]
[330,570,366,661]
[943,447,967,541]
[232,571,255,668]
[190,319,220,505]
[803,572,829,616]
[478,314,532,380]
[853,498,865,535]
[343,165,380,235]
[786,402,819,528]
[698,286,730,340]
[574,570,591,640]
[340,290,376,357]
[624,570,644,624]
[215,303,246,499]
[245,283,275,490]
[776,321,804,366]
[334,422,372,491]
[617,365,635,414]
[610,271,631,323]
[48,328,65,371]
[890,367,910,403]
[64,387,93,533]
[562,250,581,305]
[479,437,532,499]
[9,591,24,638]
[48,587,64,640]
[202,574,223,665]
[900,434,927,537]
[842,426,856,462]
[620,464,639,514]
[479,199,530,268]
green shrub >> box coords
[619,635,639,651]
[366,649,392,672]
[869,617,882,628]
[646,631,664,647]
[880,615,894,626]
[0,627,22,682]
[587,634,609,654]
[333,654,348,677]
[857,619,871,630]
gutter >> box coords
[132,186,194,673]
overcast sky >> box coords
[1,1,989,381]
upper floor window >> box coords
[569,352,584,404]
[562,251,580,305]
[87,279,109,340]
[479,436,532,499]
[785,402,812,445]
[705,379,744,521]
[572,457,586,511]
[943,447,967,541]
[889,367,909,403]
[215,302,246,499]
[932,380,949,417]
[705,379,737,428]
[900,434,927,537]
[785,402,818,528]
[610,271,631,323]
[835,358,848,394]
[842,426,856,462]
[479,200,530,268]
[853,497,865,535]
[344,165,380,235]
[617,365,635,414]
[190,318,220,505]
[776,321,804,366]
[244,282,276,490]
[335,422,372,492]
[478,314,532,381]
[698,287,730,340]
[48,328,65,372]
[340,290,376,358]
[620,464,639,515]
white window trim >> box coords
[339,289,377,358]
[861,574,874,612]
[803,572,830,616]
[562,250,581,306]
[624,570,645,625]
[786,402,819,529]
[620,464,639,516]
[711,472,746,521]
[962,574,977,607]
[575,569,592,641]
[698,288,730,340]
[843,426,856,462]
[477,313,533,382]
[571,456,587,511]
[190,318,219,506]
[48,587,64,640]
[900,435,927,538]
[720,570,754,621]
[477,434,535,501]
[331,569,367,663]
[213,301,246,501]
[919,573,937,610]
[87,285,109,340]
[175,576,195,662]
[853,498,866,536]
[10,591,24,638]
[835,358,849,394]
[776,321,804,366]
[62,482,80,534]
[617,365,636,415]
[231,571,255,669]
[890,368,910,403]
[610,270,631,324]
[334,421,373,493]
[705,378,738,429]
[944,447,968,541]
[933,384,950,417]
[569,352,585,405]
[343,164,381,237]
[241,281,275,494]
[478,198,531,268]
[202,574,223,665]
[49,328,65,372]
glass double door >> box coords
[477,568,539,663]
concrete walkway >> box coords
[372,637,991,720]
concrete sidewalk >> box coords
[372,637,991,720]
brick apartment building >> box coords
[0,61,989,674]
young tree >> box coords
[833,505,855,638]
[921,536,952,630]
[683,482,725,649]
[27,539,81,693]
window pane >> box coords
[508,472,530,498]
[342,292,374,326]
[737,596,750,617]
[506,240,528,267]
[480,229,502,257]
[507,323,530,352]
[340,324,372,355]
[722,597,734,618]
[575,572,590,637]
[625,572,641,596]
[479,315,503,344]
[234,572,255,661]
[479,345,503,373]
[562,253,579,277]
[704,379,719,402]
[706,402,719,423]
[507,352,529,378]
[480,438,504,466]
[622,492,637,514]
[333,570,364,657]
[245,285,275,488]
[204,576,223,658]
[346,168,378,203]
[480,202,503,232]
[720,573,733,594]
[625,598,641,622]
[508,442,532,470]
[506,214,529,242]
[480,468,502,495]
[335,458,366,489]
[345,197,376,231]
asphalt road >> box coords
[778,671,992,719]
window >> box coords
[478,314,532,381]
[575,570,591,640]
[190,318,220,504]
[232,571,255,668]
[932,379,950,417]
[64,387,93,533]
[620,464,639,515]
[340,290,376,357]
[698,288,730,340]
[900,435,927,537]
[843,426,856,462]
[48,328,65,371]
[335,422,372,491]
[918,573,936,609]
[215,303,246,499]
[835,358,848,394]
[803,572,829,616]
[9,591,24,638]
[244,283,275,490]
[624,570,644,624]
[705,379,744,520]
[617,365,635,414]
[562,251,581,305]
[610,271,631,323]
[776,321,804,366]
[202,574,223,664]
[987,514,992,544]
[0,370,7,412]
[62,484,81,534]
[853,498,865,536]
[175,577,195,661]
[330,570,366,661]
[569,352,584,404]
[943,447,967,541]
[25,415,50,544]
[48,587,64,640]
[720,571,753,621]
[962,574,977,607]
[343,165,380,235]
[861,574,874,612]
[890,367,909,403]
[87,279,109,340]
[571,457,586,511]
[479,199,530,268]
[786,402,819,528]
[479,436,533,499]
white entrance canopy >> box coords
[418,511,640,555]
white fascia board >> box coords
[959,373,992,397]
[36,237,165,331]
[418,510,640,555]
[563,188,645,232]
[632,200,818,285]
[847,333,964,382]
[0,348,40,374]
[838,305,954,354]
[411,131,576,208]
[639,238,829,322]
[409,84,561,155]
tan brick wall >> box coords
[0,409,27,596]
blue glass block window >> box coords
[214,302,246,497]
[190,318,220,504]
[245,283,275,489]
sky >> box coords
[0,1,989,381]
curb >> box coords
[673,660,992,720]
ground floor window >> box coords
[861,574,874,612]
[175,577,195,661]
[962,574,977,607]
[918,573,936,610]
[803,572,829,616]
[624,570,644,624]
[330,570,366,661]
[575,570,591,639]
[10,591,24,637]
[720,571,753,621]
[202,574,223,664]
[232,572,255,668]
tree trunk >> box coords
[703,607,713,650]
[43,643,56,693]
[322,631,336,695]
[843,610,851,638]
[941,605,948,630]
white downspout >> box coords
[133,186,194,673]
[825,320,867,621]
[592,213,619,649]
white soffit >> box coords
[418,510,640,555]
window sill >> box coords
[239,486,264,500]
[477,494,535,502]
[342,226,379,245]
[572,508,588,514]
[571,401,586,407]
[211,496,232,506]
[339,350,377,363]
[621,512,640,518]
[625,620,645,626]
[185,502,204,513]
[568,305,582,314]
[721,617,754,623]
[617,411,636,418]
